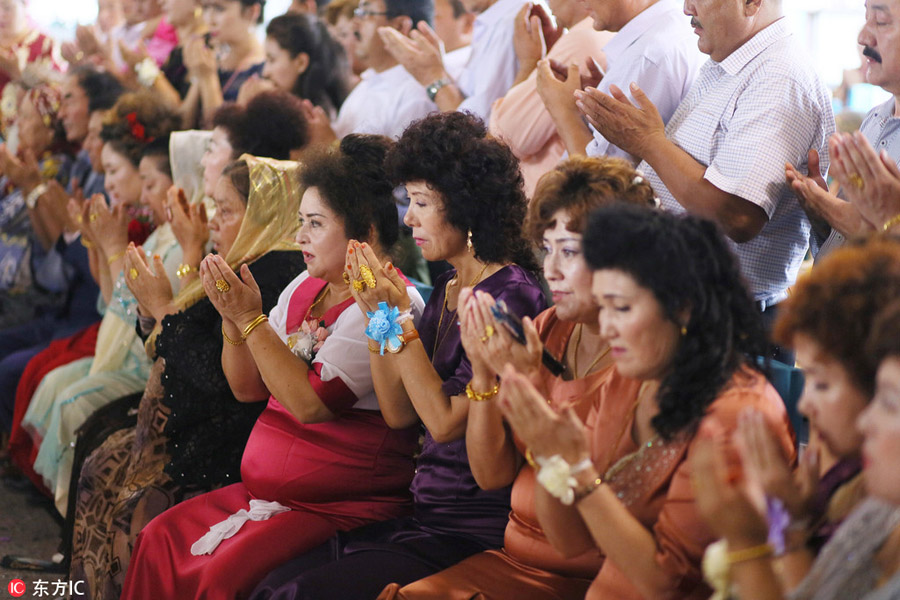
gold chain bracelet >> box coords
[465,381,500,402]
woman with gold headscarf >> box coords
[68,154,305,600]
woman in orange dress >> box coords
[499,204,796,600]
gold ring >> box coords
[342,272,351,285]
[76,215,83,224]
[849,173,865,190]
[359,265,377,289]
[480,335,489,343]
[484,324,495,339]
[89,213,98,222]
[352,279,365,293]
[129,267,138,280]
[215,279,231,293]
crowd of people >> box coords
[1,0,900,598]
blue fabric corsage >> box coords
[365,302,405,355]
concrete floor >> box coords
[0,483,65,593]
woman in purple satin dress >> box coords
[250,112,547,600]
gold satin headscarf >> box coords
[175,154,303,310]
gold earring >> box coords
[681,325,687,336]
[466,230,473,252]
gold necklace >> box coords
[303,286,330,324]
[572,323,611,379]
[431,262,490,360]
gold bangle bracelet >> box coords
[465,381,500,402]
[107,249,126,265]
[884,213,900,232]
[726,543,774,565]
[242,314,269,339]
[524,448,537,468]
[222,323,244,346]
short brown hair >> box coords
[774,236,900,396]
[868,301,900,365]
[322,0,357,24]
[525,155,656,244]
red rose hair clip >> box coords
[126,112,155,143]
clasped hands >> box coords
[786,131,900,238]
[378,22,447,87]
[166,185,209,262]
[344,240,411,315]
[123,242,174,323]
[456,289,589,468]
[199,254,264,334]
[691,409,818,548]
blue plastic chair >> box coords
[764,358,807,447]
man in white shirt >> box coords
[377,0,526,120]
[433,0,474,80]
[577,0,834,360]
[539,0,703,161]
[331,0,438,139]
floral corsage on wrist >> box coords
[535,454,597,506]
[365,302,409,355]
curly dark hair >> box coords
[266,14,350,114]
[100,91,180,166]
[583,204,767,440]
[71,65,125,112]
[212,90,309,160]
[775,237,900,398]
[385,112,537,271]
[525,155,657,244]
[300,134,398,248]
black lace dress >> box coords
[69,250,304,600]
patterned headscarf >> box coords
[23,83,61,129]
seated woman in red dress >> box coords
[121,135,425,599]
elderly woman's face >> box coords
[592,268,681,381]
[208,174,247,258]
[859,356,900,504]
[794,333,868,459]
[403,180,466,263]
[200,126,234,197]
[542,210,596,325]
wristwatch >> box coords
[425,78,452,102]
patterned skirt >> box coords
[68,358,195,600]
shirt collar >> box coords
[716,17,791,76]
[602,0,681,61]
